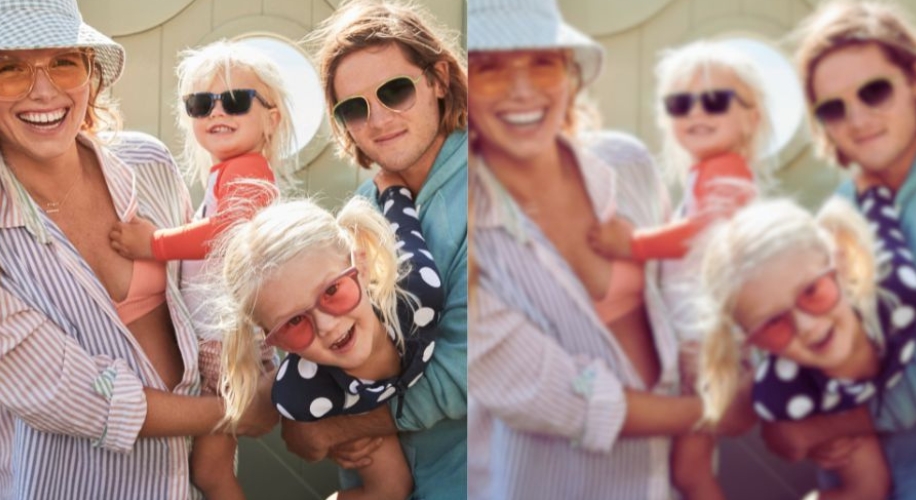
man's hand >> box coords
[280,418,337,462]
[110,217,157,260]
[329,436,385,469]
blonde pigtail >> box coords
[337,196,406,350]
[698,316,741,426]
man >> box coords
[762,1,916,496]
[282,2,468,499]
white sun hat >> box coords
[467,0,605,86]
[0,0,125,89]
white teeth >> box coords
[19,109,66,125]
[502,110,544,125]
[209,125,233,133]
[331,326,354,350]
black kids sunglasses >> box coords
[332,71,427,128]
[813,78,895,124]
[663,89,751,118]
[183,89,274,118]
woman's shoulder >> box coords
[580,130,654,170]
[98,131,176,169]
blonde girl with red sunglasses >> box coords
[697,195,916,499]
[214,195,443,500]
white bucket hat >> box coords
[0,0,125,90]
[468,0,604,86]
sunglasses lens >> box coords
[334,97,369,126]
[318,272,362,315]
[814,99,845,123]
[664,94,694,117]
[185,93,214,118]
[748,315,795,352]
[268,315,316,352]
[796,271,840,314]
[859,79,894,108]
[378,77,418,112]
[0,51,90,99]
[221,89,254,115]
[702,91,733,114]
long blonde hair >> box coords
[213,197,404,429]
[695,197,877,425]
[655,40,775,187]
[175,39,296,187]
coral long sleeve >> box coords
[630,153,754,261]
[151,154,275,261]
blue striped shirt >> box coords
[0,132,203,500]
[469,132,680,499]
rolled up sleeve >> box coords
[0,290,146,453]
[470,288,626,453]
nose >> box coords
[210,98,227,118]
[27,67,59,100]
[312,309,343,338]
[791,308,823,341]
[505,66,538,97]
[843,98,874,130]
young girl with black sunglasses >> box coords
[213,193,442,500]
[107,39,295,499]
[696,195,916,499]
[585,40,773,500]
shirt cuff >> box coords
[573,359,626,453]
[91,358,146,453]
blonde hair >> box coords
[793,1,916,167]
[307,0,468,168]
[214,197,404,429]
[695,197,877,425]
[175,40,296,187]
[655,40,775,186]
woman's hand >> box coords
[678,341,701,395]
[587,216,634,260]
[110,217,157,260]
[713,367,757,436]
[233,373,278,437]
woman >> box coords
[0,1,276,498]
[467,0,755,497]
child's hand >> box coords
[587,216,635,259]
[374,170,408,194]
[110,217,157,260]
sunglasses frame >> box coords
[331,71,427,127]
[663,89,751,118]
[183,88,275,118]
[743,268,841,352]
[812,77,896,124]
[0,49,94,102]
[264,262,362,351]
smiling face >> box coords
[468,49,573,163]
[254,246,388,378]
[0,49,92,167]
[732,247,863,375]
[811,43,916,189]
[190,66,280,163]
[669,66,759,161]
[332,43,446,186]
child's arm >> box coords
[590,153,755,261]
[816,434,890,500]
[337,434,412,500]
[190,434,244,500]
[110,155,277,261]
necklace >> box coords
[44,169,83,214]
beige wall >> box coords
[558,0,916,210]
[79,0,465,206]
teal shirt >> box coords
[343,131,468,500]
[837,161,916,499]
